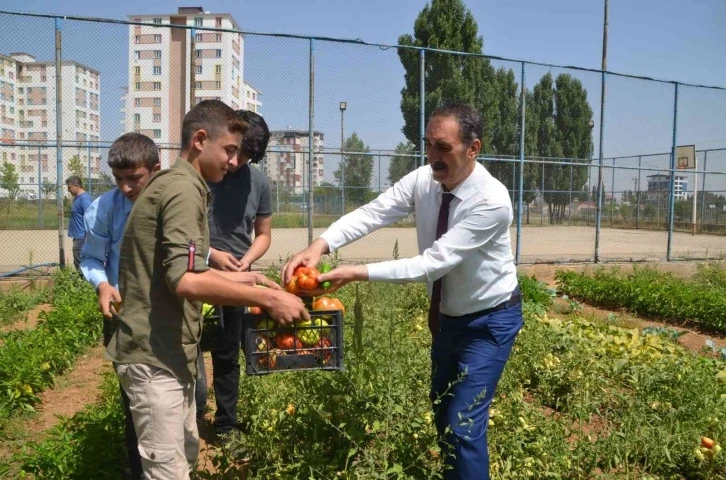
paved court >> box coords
[2,226,725,273]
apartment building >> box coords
[264,130,324,189]
[0,52,101,193]
[126,6,261,169]
[647,174,688,201]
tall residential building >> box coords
[647,174,688,201]
[263,130,324,189]
[0,52,101,194]
[126,6,260,169]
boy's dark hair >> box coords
[236,110,270,164]
[65,176,83,188]
[107,133,160,170]
[181,99,247,150]
[429,103,482,145]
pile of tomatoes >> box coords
[251,264,346,371]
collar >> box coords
[174,157,212,198]
[435,162,484,200]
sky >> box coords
[1,0,725,193]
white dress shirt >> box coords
[320,162,518,317]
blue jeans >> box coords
[430,296,523,480]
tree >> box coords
[397,0,497,151]
[67,155,84,180]
[334,133,373,206]
[42,180,55,199]
[96,172,116,195]
[0,161,20,203]
[486,68,521,196]
[388,141,416,185]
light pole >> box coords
[587,119,595,226]
[339,101,346,215]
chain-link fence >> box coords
[0,10,725,273]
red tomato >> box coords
[314,337,332,362]
[312,297,334,311]
[258,348,282,369]
[285,276,300,295]
[249,306,264,315]
[294,266,320,290]
[328,298,346,316]
[275,332,303,351]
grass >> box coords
[0,286,49,328]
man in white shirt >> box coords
[283,103,522,479]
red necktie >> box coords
[428,192,453,337]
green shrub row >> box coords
[556,266,726,332]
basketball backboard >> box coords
[676,144,696,169]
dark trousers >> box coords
[430,296,523,480]
[72,237,84,271]
[195,306,244,434]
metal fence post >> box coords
[515,62,526,264]
[37,145,42,229]
[190,28,196,109]
[419,49,425,167]
[700,150,707,233]
[636,155,642,229]
[594,71,607,263]
[568,161,573,225]
[307,38,315,245]
[55,18,65,268]
[87,141,91,197]
[378,155,381,193]
[610,158,615,227]
[666,82,679,261]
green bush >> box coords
[556,266,726,332]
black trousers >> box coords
[195,306,244,434]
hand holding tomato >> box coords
[303,265,368,296]
[285,266,322,293]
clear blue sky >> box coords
[1,0,725,191]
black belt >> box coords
[470,287,521,318]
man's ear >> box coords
[469,138,482,158]
[192,129,208,151]
[152,163,161,173]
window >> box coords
[215,17,222,27]
[215,49,222,58]
[214,81,221,89]
[154,50,161,58]
[134,113,140,122]
[41,121,47,127]
[194,81,202,89]
[153,113,161,122]
[135,82,141,90]
[196,49,202,58]
[30,176,34,183]
[153,97,161,106]
[154,34,161,43]
[195,97,202,104]
[134,98,141,107]
[153,66,161,75]
[153,129,161,138]
[195,65,203,74]
[18,87,23,94]
[135,35,141,44]
[9,107,13,114]
[153,18,162,24]
[134,66,141,75]
[134,51,141,60]
[195,33,203,42]
[215,33,222,42]
[27,87,32,94]
[153,82,161,90]
[194,17,203,26]
[40,76,46,82]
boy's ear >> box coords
[193,130,208,152]
[152,163,161,172]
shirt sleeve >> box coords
[80,197,110,289]
[257,175,273,218]
[159,179,210,293]
[319,170,417,252]
[366,200,512,283]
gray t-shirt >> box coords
[208,163,273,259]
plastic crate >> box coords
[243,310,344,375]
[200,305,225,352]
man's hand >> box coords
[266,291,310,326]
[282,238,329,285]
[216,271,283,291]
[97,282,121,319]
[209,248,242,272]
[305,264,369,295]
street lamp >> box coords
[339,101,347,214]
